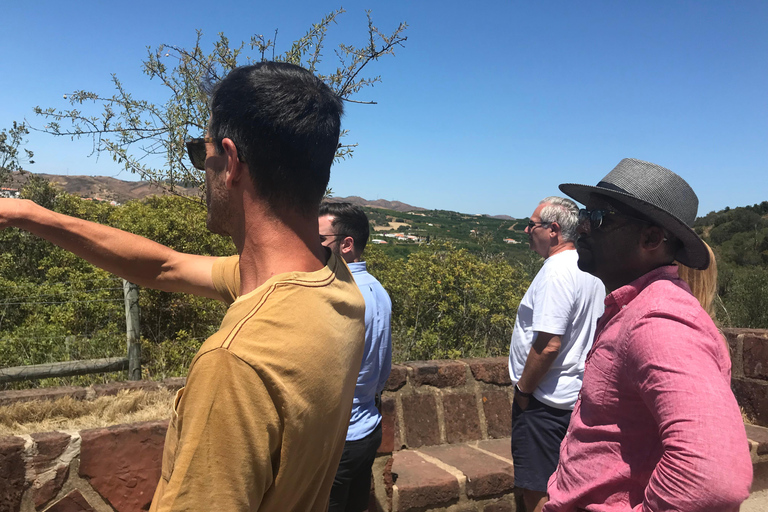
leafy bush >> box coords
[366,242,529,362]
[0,182,233,388]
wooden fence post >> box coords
[123,280,141,380]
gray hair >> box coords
[539,196,579,242]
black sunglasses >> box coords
[185,137,219,170]
[319,233,349,244]
[526,220,552,230]
[578,208,650,230]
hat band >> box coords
[596,181,629,195]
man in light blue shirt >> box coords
[319,202,392,512]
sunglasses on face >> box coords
[185,138,219,171]
[578,208,650,230]
[319,233,349,244]
[526,220,551,230]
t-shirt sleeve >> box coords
[212,255,241,305]
[153,348,281,512]
[530,266,575,336]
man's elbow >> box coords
[681,456,753,509]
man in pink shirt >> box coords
[544,158,753,511]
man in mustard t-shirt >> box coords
[0,62,365,511]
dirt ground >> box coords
[373,221,410,231]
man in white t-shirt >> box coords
[509,196,605,512]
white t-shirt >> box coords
[508,249,605,409]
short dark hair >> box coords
[319,202,370,254]
[207,62,343,215]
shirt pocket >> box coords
[160,387,185,481]
[581,345,615,415]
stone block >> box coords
[79,420,168,512]
[420,444,515,498]
[391,450,459,511]
[743,333,768,379]
[161,377,186,392]
[386,365,408,391]
[484,501,515,512]
[723,329,741,351]
[443,393,482,444]
[92,380,161,397]
[401,394,440,448]
[0,436,27,512]
[34,465,69,509]
[732,378,768,427]
[383,456,395,507]
[44,489,96,512]
[483,390,512,439]
[31,431,71,466]
[379,395,399,454]
[408,360,467,388]
[0,386,87,406]
[476,438,513,463]
[467,357,512,386]
[29,431,73,509]
[746,424,768,456]
[753,459,768,493]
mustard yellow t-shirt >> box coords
[150,253,365,511]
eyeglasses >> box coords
[526,220,551,231]
[185,138,220,171]
[319,233,349,244]
[578,208,650,231]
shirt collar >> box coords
[348,261,367,274]
[605,264,680,310]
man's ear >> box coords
[549,221,561,240]
[340,236,356,257]
[641,225,667,251]
[221,138,244,189]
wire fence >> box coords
[0,277,140,386]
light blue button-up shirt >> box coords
[346,261,392,441]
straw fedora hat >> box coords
[559,158,709,270]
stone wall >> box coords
[724,328,768,427]
[1,332,768,512]
[0,358,514,511]
[374,358,516,511]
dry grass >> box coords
[742,406,756,425]
[0,389,175,436]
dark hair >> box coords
[207,62,343,215]
[318,202,370,254]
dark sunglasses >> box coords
[526,220,551,230]
[185,138,219,170]
[319,233,349,244]
[578,208,650,230]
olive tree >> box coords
[0,121,34,185]
[34,9,407,197]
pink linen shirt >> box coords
[544,265,752,512]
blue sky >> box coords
[2,1,766,218]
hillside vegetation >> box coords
[1,178,764,390]
[0,180,534,389]
[694,201,768,328]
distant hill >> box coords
[6,172,521,220]
[325,195,426,213]
[5,172,198,204]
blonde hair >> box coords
[676,242,718,320]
